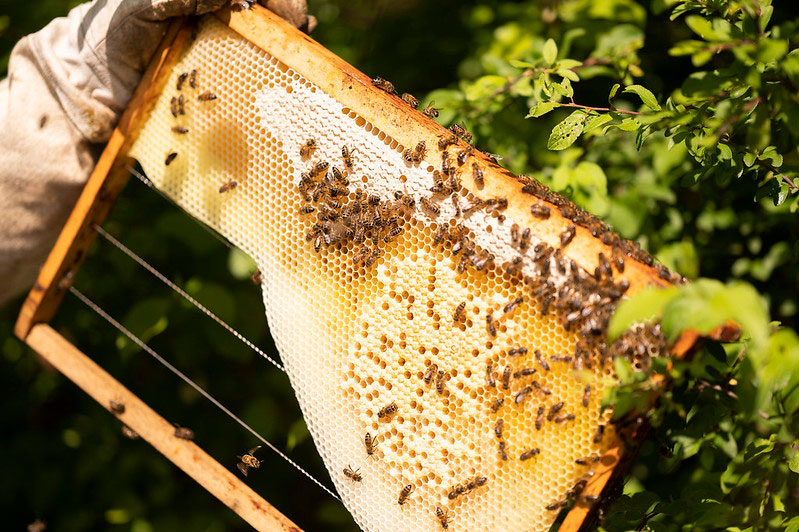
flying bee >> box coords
[494,419,503,438]
[177,94,185,114]
[457,145,473,166]
[251,269,262,285]
[198,91,217,101]
[498,440,508,461]
[486,364,496,388]
[593,424,605,443]
[535,406,545,430]
[165,152,178,166]
[507,347,528,357]
[299,138,316,157]
[189,68,197,88]
[170,97,178,117]
[530,203,550,219]
[520,448,540,461]
[582,385,592,407]
[515,386,532,404]
[449,123,472,143]
[503,296,523,314]
[513,368,536,378]
[436,370,449,394]
[342,145,357,169]
[420,197,440,216]
[490,398,504,412]
[237,446,262,476]
[501,366,511,390]
[435,506,452,529]
[471,162,484,188]
[109,401,125,415]
[422,101,440,118]
[401,93,418,108]
[372,76,395,93]
[121,425,139,439]
[398,483,415,505]
[173,424,195,440]
[378,402,398,419]
[311,160,329,176]
[423,363,438,385]
[486,314,497,337]
[535,349,550,371]
[343,465,362,482]
[547,401,565,421]
[176,72,188,90]
[219,179,238,193]
[560,225,576,248]
[555,413,576,424]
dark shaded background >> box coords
[1,1,798,531]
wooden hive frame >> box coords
[13,5,708,531]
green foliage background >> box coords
[1,0,798,530]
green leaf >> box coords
[583,113,613,134]
[464,75,508,101]
[608,286,679,341]
[526,101,559,118]
[509,59,536,69]
[556,68,580,82]
[788,441,799,474]
[608,83,621,104]
[543,38,558,66]
[286,418,310,452]
[547,110,587,150]
[228,248,257,279]
[623,84,661,111]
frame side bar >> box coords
[26,323,301,532]
[14,19,192,340]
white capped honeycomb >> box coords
[128,17,621,531]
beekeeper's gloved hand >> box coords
[0,0,313,306]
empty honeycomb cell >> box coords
[129,16,627,532]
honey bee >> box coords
[433,225,448,245]
[171,125,189,134]
[503,296,523,314]
[395,191,416,209]
[170,96,178,117]
[189,68,197,89]
[402,148,414,162]
[513,368,536,378]
[510,223,520,245]
[498,440,508,461]
[331,166,348,185]
[530,203,550,219]
[560,225,576,248]
[436,370,449,394]
[545,499,568,511]
[494,419,503,438]
[520,227,531,251]
[593,424,605,443]
[472,162,484,188]
[372,76,395,93]
[507,347,528,357]
[520,448,540,461]
[449,123,473,143]
[173,424,195,440]
[547,401,565,421]
[378,402,398,419]
[176,72,188,91]
[501,366,511,390]
[398,483,415,505]
[532,381,553,396]
[420,197,440,216]
[300,138,316,157]
[343,465,363,482]
[555,413,576,424]
[423,101,440,118]
[109,400,125,415]
[486,364,496,388]
[342,145,357,169]
[457,145,473,166]
[311,160,329,176]
[535,349,550,371]
[435,506,452,529]
[471,476,487,488]
[237,446,262,476]
[178,94,185,114]
[448,485,467,500]
[251,269,262,285]
[535,406,545,430]
[412,141,426,163]
[486,314,497,337]
[198,91,217,101]
[165,152,178,166]
[575,456,600,466]
[401,93,418,108]
[451,192,461,216]
[582,494,600,503]
[515,386,532,404]
[582,385,592,407]
[423,363,438,385]
[490,398,504,412]
[219,180,238,193]
[299,205,315,214]
[441,154,454,177]
[364,432,380,456]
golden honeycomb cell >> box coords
[129,17,626,532]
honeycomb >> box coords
[128,16,636,532]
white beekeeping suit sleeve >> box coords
[0,0,314,306]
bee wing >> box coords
[248,445,262,455]
[237,462,249,476]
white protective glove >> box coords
[0,0,312,306]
